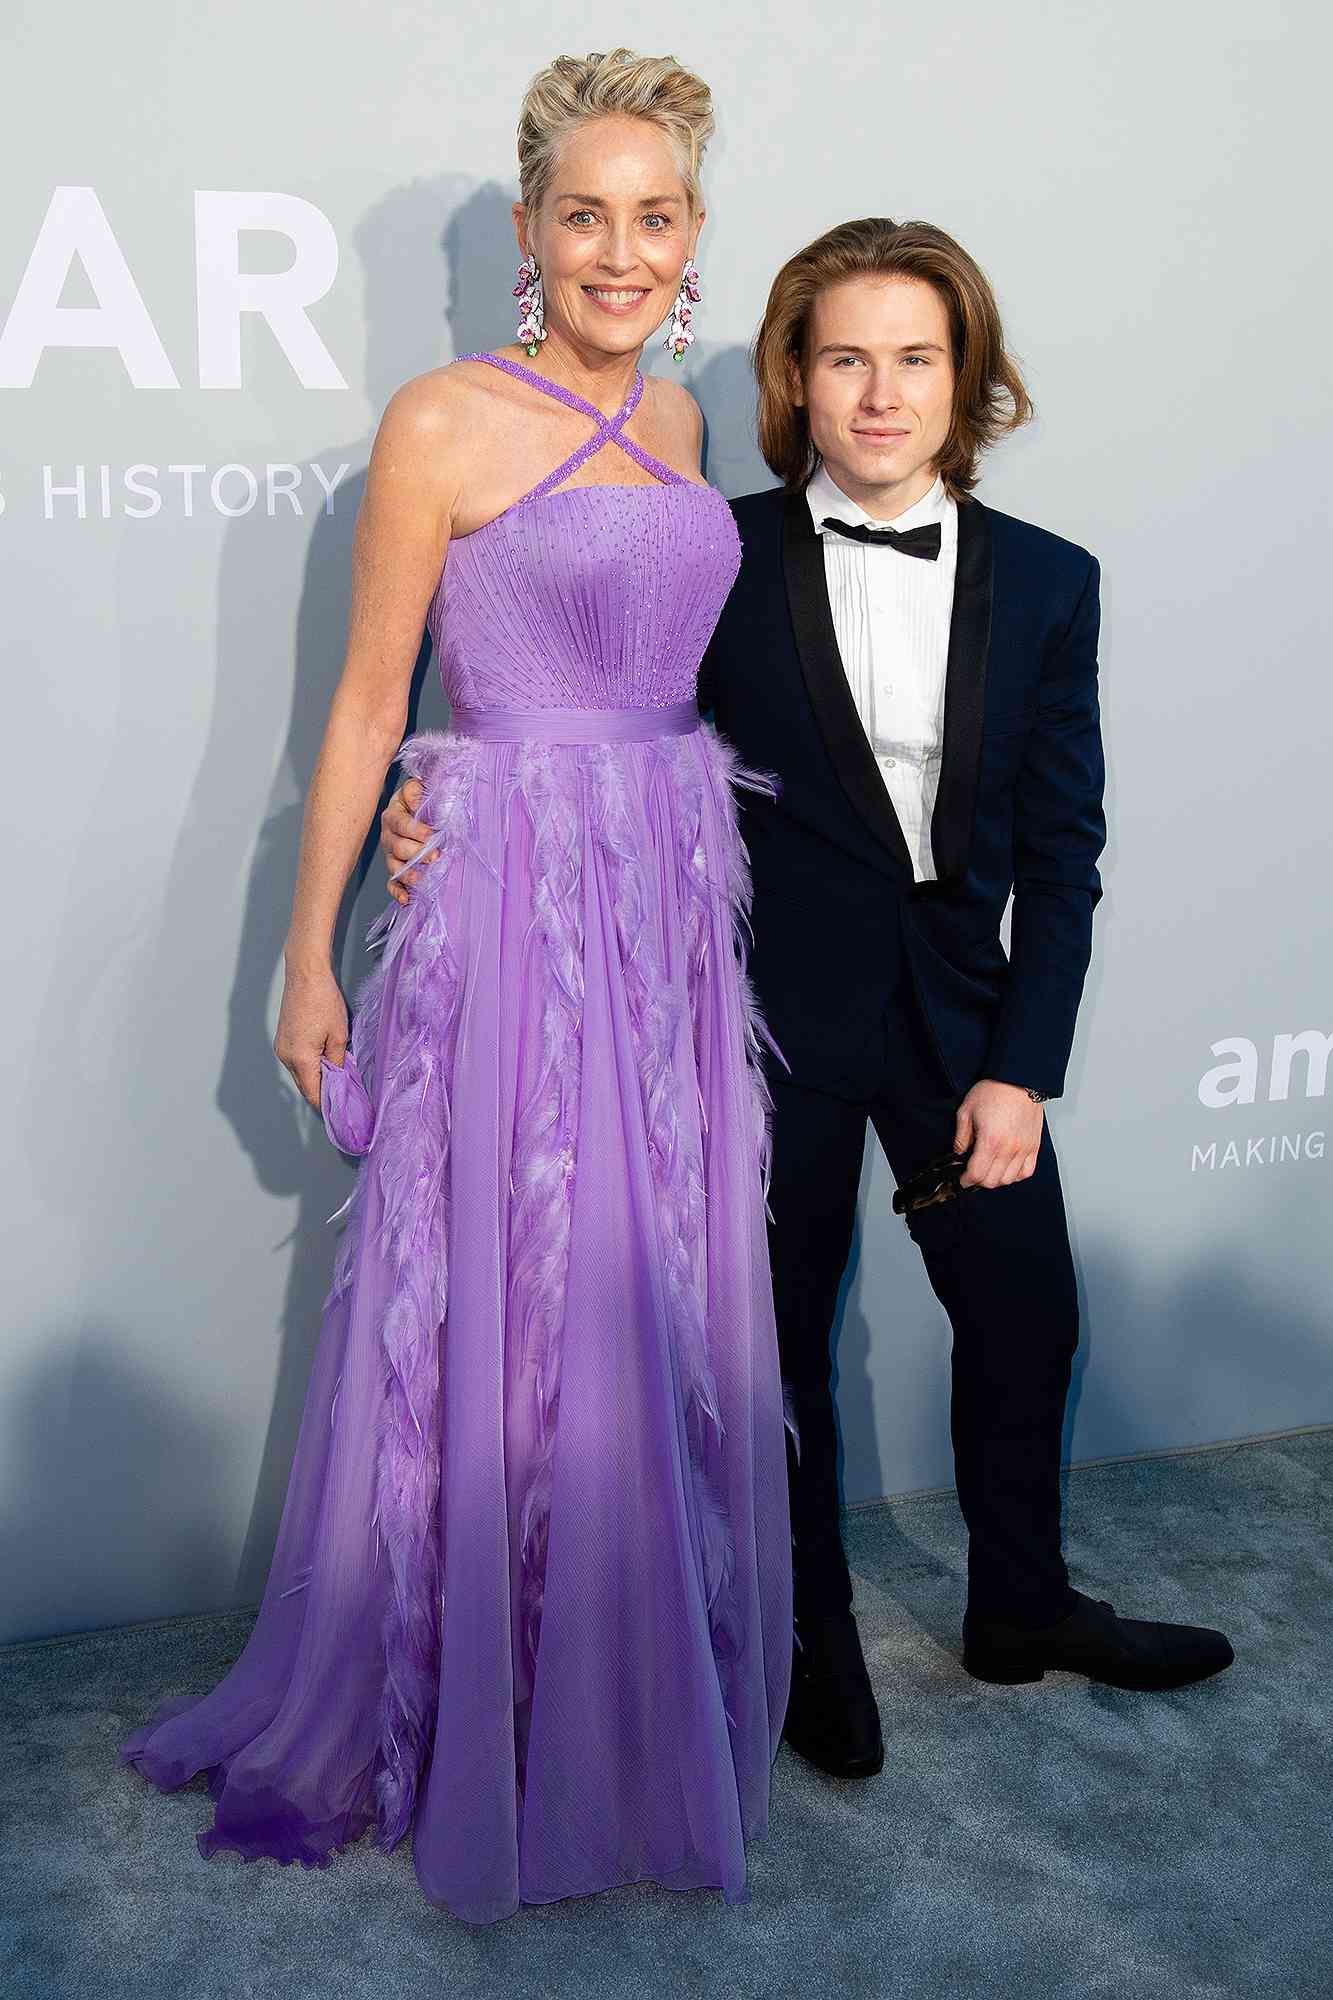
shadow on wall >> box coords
[691,342,773,498]
[1065,1229,1333,1464]
[0,1338,235,1637]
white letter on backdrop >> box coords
[1198,1038,1258,1110]
[195,191,347,390]
[0,187,178,388]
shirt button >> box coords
[884,757,897,768]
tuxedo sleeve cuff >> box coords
[980,1021,1071,1102]
[981,1063,1063,1101]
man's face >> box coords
[795,274,955,518]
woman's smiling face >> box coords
[515,115,702,361]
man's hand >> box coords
[380,777,434,905]
[953,1080,1044,1189]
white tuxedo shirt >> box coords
[805,463,958,884]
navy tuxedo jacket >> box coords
[698,486,1107,1102]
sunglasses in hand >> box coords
[891,1150,970,1217]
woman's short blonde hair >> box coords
[517,49,714,218]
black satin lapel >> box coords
[781,493,913,876]
[930,497,994,883]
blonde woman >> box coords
[120,51,792,1924]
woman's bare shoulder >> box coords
[644,371,704,428]
[641,371,705,470]
[378,358,506,437]
[371,359,519,500]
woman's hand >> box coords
[274,963,349,1111]
[381,777,435,906]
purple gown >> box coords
[119,351,793,1925]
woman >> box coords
[119,49,792,1924]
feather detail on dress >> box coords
[329,721,789,1839]
[507,741,584,1709]
[357,729,480,1849]
[589,730,760,1721]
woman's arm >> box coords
[275,373,461,1109]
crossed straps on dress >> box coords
[462,349,688,508]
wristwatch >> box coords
[1022,1086,1050,1104]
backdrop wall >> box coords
[2,0,1328,1645]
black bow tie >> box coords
[821,516,942,561]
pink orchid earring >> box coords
[513,254,546,357]
[665,259,701,362]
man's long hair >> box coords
[751,218,1033,499]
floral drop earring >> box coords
[514,254,546,357]
[665,259,702,362]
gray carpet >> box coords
[4,1431,1331,2000]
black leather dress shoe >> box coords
[962,1588,1235,1692]
[782,1611,884,1777]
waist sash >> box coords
[448,701,700,744]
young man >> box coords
[379,219,1233,1779]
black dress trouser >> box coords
[765,941,1081,1635]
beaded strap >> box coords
[461,350,687,506]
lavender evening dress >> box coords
[119,352,793,1925]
